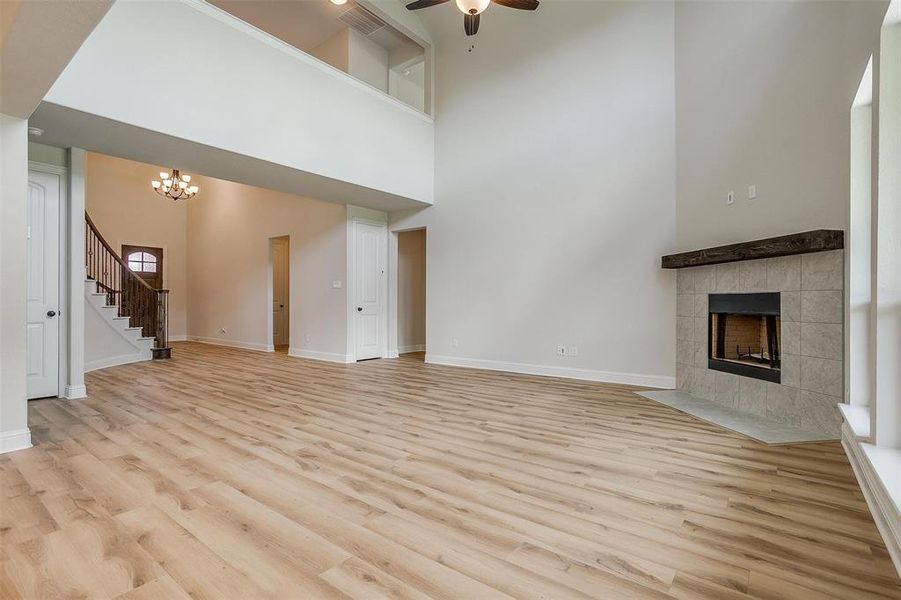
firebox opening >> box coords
[708,292,781,383]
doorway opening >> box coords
[270,236,290,353]
[397,229,426,362]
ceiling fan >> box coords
[405,0,539,37]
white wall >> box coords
[0,114,30,452]
[187,178,348,359]
[348,29,389,93]
[44,0,434,205]
[308,29,349,72]
[397,229,426,351]
[85,153,189,339]
[392,1,677,386]
[389,62,425,114]
[675,0,888,251]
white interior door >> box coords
[26,170,61,399]
[271,237,289,347]
[354,221,386,360]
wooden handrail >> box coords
[85,211,170,357]
[85,211,157,293]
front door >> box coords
[26,170,61,399]
[354,221,386,360]
[123,245,163,289]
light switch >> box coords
[727,191,735,206]
[332,280,342,289]
[748,184,757,199]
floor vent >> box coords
[339,4,386,36]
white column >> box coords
[65,148,87,399]
[0,114,31,453]
[875,22,901,447]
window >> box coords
[127,251,157,273]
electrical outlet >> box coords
[452,338,459,348]
[568,346,578,356]
[748,184,757,199]
[220,327,227,334]
[726,191,735,206]
[332,280,342,289]
[556,345,566,356]
[304,333,311,343]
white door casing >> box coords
[26,170,61,399]
[354,221,387,360]
[271,237,289,347]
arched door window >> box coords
[127,251,157,273]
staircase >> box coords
[84,212,171,370]
[84,279,155,371]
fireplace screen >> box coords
[708,292,781,383]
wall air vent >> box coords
[339,4,387,36]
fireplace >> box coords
[708,293,781,383]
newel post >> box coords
[151,289,171,360]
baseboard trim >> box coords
[0,428,32,454]
[187,336,274,353]
[288,348,354,364]
[842,422,901,577]
[85,353,151,373]
[425,354,675,389]
[399,344,425,354]
[386,349,400,359]
[168,334,188,342]
[64,385,87,400]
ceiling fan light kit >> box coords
[406,0,538,37]
[456,0,490,14]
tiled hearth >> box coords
[674,249,844,437]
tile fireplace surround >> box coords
[668,235,845,437]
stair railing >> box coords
[85,211,171,359]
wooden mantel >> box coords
[662,230,844,269]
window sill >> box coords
[862,442,901,514]
[839,403,871,439]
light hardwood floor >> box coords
[2,342,899,599]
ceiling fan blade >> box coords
[492,0,539,10]
[464,12,480,36]
[405,0,451,10]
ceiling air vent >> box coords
[339,4,386,36]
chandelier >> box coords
[151,169,200,200]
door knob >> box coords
[46,310,57,318]
[357,307,363,312]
